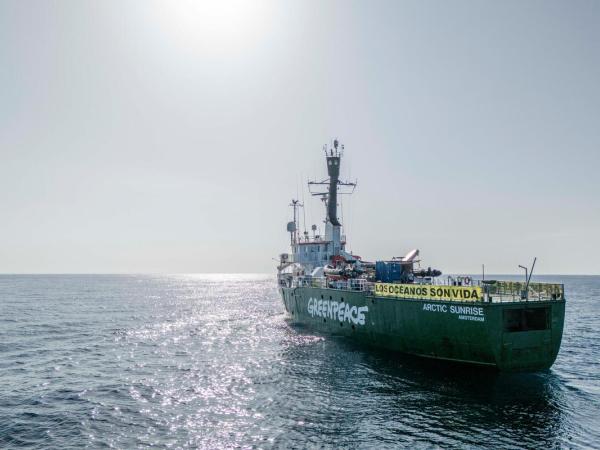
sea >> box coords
[1,274,599,449]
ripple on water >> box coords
[0,274,599,449]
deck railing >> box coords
[477,280,564,302]
[289,276,374,292]
[282,276,564,303]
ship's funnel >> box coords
[326,155,341,226]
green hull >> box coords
[280,286,565,372]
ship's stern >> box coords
[488,301,565,371]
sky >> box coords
[1,0,599,274]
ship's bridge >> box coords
[292,235,347,268]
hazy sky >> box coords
[1,0,599,274]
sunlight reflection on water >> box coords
[0,274,599,448]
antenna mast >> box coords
[287,199,303,245]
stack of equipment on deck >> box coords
[375,261,403,283]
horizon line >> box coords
[0,272,598,276]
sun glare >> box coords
[151,0,270,54]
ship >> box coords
[277,139,565,371]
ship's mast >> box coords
[308,139,356,257]
[326,141,342,226]
[287,199,303,246]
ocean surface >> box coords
[1,274,599,449]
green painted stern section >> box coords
[280,286,565,372]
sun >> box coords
[149,0,270,55]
